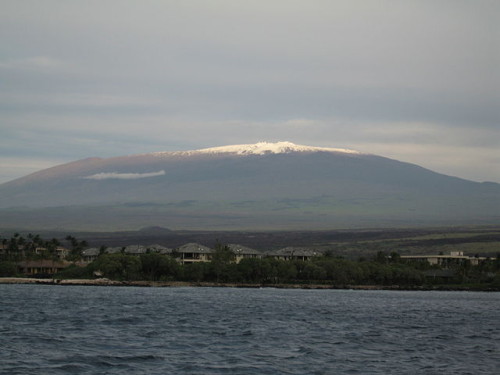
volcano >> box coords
[0,142,498,231]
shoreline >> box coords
[1,277,498,291]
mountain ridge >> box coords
[0,141,498,231]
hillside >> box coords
[0,142,498,231]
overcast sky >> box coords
[1,0,499,183]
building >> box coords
[268,247,319,261]
[123,244,174,256]
[123,245,148,256]
[105,247,123,254]
[81,248,101,263]
[400,251,488,268]
[227,244,263,263]
[17,260,71,276]
[34,246,70,260]
[175,243,213,264]
[81,244,174,262]
[147,244,173,255]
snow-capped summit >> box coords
[193,141,360,155]
[153,141,360,157]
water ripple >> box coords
[0,285,499,374]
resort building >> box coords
[17,260,71,276]
[400,251,489,268]
[123,245,148,256]
[227,244,263,263]
[34,246,70,260]
[105,247,124,254]
[175,243,213,264]
[146,244,173,255]
[82,248,101,263]
[268,247,319,261]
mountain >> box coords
[0,141,498,231]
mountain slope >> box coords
[0,142,498,230]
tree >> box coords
[374,251,388,264]
[0,261,17,277]
[389,252,401,263]
[7,237,21,261]
[275,260,297,283]
[237,258,274,284]
[211,242,235,282]
[140,253,180,281]
[301,262,326,281]
[91,254,141,280]
[183,262,208,282]
[44,238,61,261]
[65,235,89,261]
[99,245,107,255]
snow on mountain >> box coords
[151,141,361,157]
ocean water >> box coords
[0,285,499,374]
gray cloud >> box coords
[84,171,166,180]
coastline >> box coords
[1,277,498,291]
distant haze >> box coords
[0,1,499,184]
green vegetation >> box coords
[0,261,17,277]
[64,235,88,261]
[50,251,500,288]
[2,231,500,289]
[0,232,63,262]
[53,264,92,279]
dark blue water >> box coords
[0,285,499,374]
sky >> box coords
[1,0,499,184]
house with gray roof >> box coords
[400,251,489,268]
[227,244,263,263]
[81,247,100,263]
[104,246,123,254]
[175,243,213,263]
[146,244,173,255]
[268,247,319,261]
[124,245,148,256]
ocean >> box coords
[1,285,499,374]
